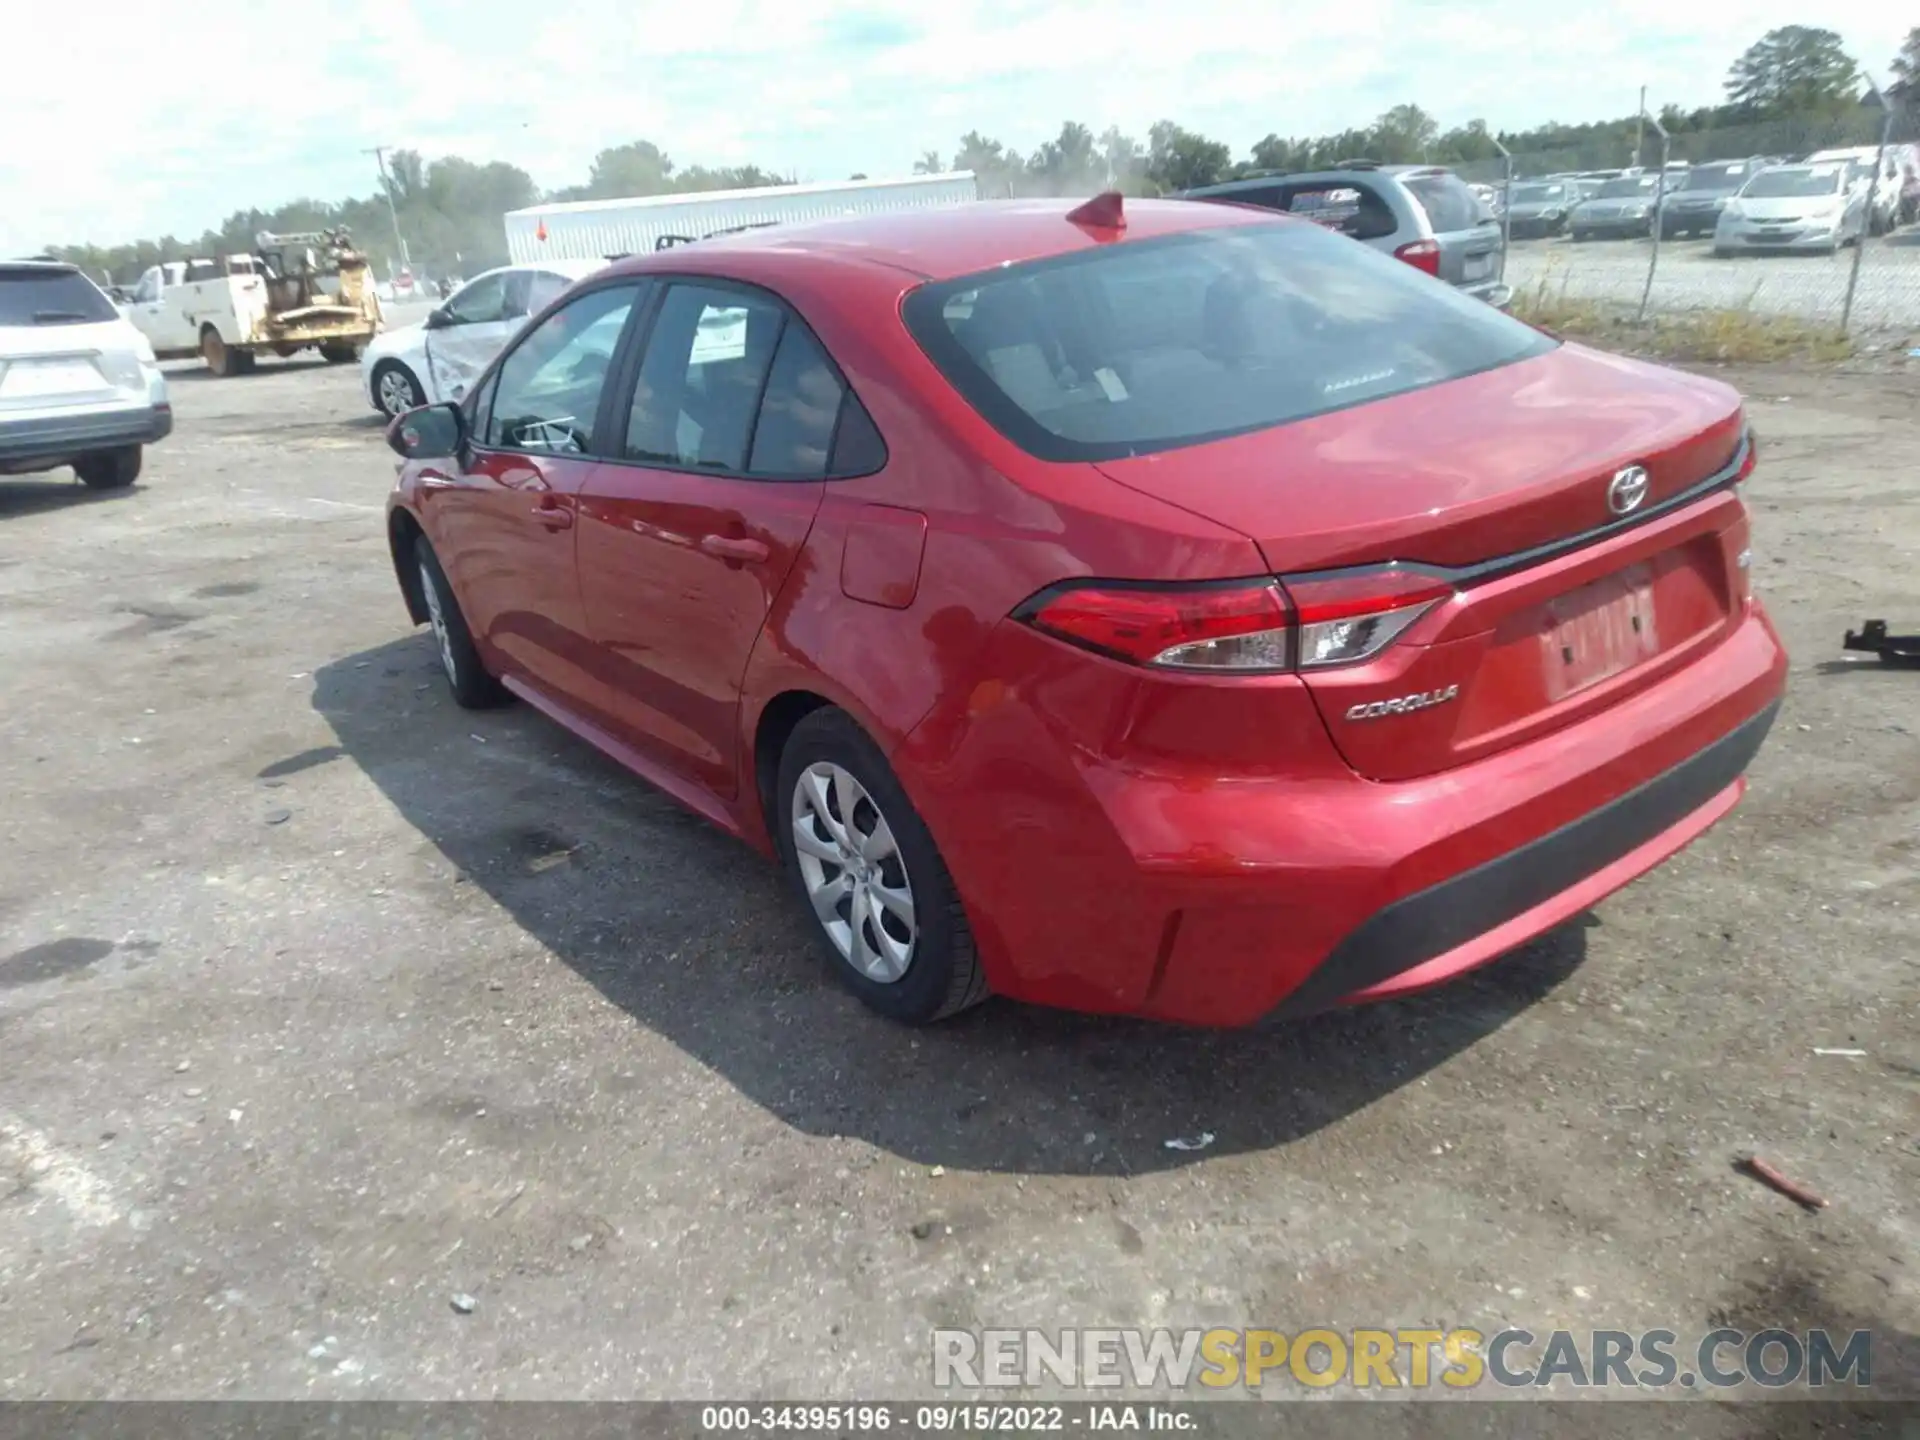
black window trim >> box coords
[594,272,888,484]
[899,224,1558,466]
[459,277,652,461]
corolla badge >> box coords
[1607,464,1650,516]
[1345,684,1460,722]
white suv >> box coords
[0,260,171,488]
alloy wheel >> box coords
[790,761,917,983]
[419,557,456,685]
[380,369,418,418]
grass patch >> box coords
[1510,275,1853,365]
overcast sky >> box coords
[3,0,1908,254]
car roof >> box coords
[596,197,1278,284]
[536,258,609,279]
[1187,165,1433,192]
[2,258,79,273]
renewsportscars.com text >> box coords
[933,1327,1875,1392]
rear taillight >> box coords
[1020,581,1293,672]
[1281,567,1452,668]
[1393,239,1442,277]
[1017,566,1453,674]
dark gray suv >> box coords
[1183,164,1509,306]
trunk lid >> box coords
[0,319,142,415]
[1398,169,1503,288]
[1096,344,1751,780]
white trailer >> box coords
[504,173,978,263]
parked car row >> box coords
[1498,144,1920,257]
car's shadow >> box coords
[0,477,137,517]
[311,635,1589,1176]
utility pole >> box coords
[363,145,411,273]
[1634,86,1646,166]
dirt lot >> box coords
[0,353,1914,1408]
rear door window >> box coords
[902,222,1554,464]
[1400,172,1485,233]
[0,267,119,326]
[625,283,787,472]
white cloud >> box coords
[2,0,1907,254]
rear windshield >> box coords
[1680,163,1751,192]
[1742,166,1842,198]
[1511,183,1574,204]
[901,222,1555,463]
[1399,171,1485,233]
[0,266,119,326]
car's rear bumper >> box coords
[0,404,173,473]
[1661,214,1721,233]
[1714,226,1842,253]
[902,600,1787,1027]
[1266,694,1776,1018]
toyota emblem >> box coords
[1607,465,1650,516]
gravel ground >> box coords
[1506,232,1920,334]
[0,352,1914,1410]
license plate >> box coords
[0,357,102,399]
[1540,564,1662,702]
[1463,254,1494,281]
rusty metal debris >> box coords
[1736,1153,1828,1211]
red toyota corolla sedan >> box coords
[383,194,1785,1027]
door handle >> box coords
[532,502,573,531]
[699,534,769,563]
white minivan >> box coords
[0,260,171,488]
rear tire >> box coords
[74,446,141,489]
[775,709,986,1025]
[412,538,505,709]
[319,342,360,364]
[200,327,246,377]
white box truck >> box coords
[504,173,978,264]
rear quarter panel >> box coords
[726,256,1267,844]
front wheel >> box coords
[75,446,141,489]
[373,361,425,419]
[776,709,985,1024]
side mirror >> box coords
[387,402,465,460]
[424,306,452,330]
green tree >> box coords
[950,131,1023,196]
[1891,26,1920,117]
[912,150,944,175]
[1027,121,1100,194]
[581,140,677,198]
[1145,121,1230,192]
[1370,104,1439,162]
[1725,26,1860,116]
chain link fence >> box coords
[1456,113,1920,338]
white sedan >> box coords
[360,259,606,419]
